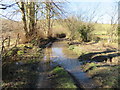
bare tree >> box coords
[43,0,66,38]
[17,1,36,41]
[107,2,118,43]
[0,0,66,41]
[17,0,66,39]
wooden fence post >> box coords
[1,35,4,53]
[1,36,8,53]
[15,33,20,47]
[8,36,10,48]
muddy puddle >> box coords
[44,41,100,88]
[3,41,100,88]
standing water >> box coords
[36,48,52,88]
[44,41,100,88]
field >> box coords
[1,18,119,88]
[67,23,119,88]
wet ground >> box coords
[2,41,100,88]
[44,41,100,88]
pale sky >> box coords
[66,2,118,24]
[0,0,119,24]
[1,0,119,2]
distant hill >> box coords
[1,18,23,33]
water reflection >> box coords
[44,47,51,61]
[42,48,50,70]
[44,41,99,88]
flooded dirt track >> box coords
[2,41,100,89]
[44,41,100,89]
[36,62,52,88]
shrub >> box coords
[77,24,94,42]
[65,17,94,42]
[6,47,19,56]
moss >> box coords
[52,67,68,76]
[69,45,88,56]
[81,62,98,72]
[68,45,75,50]
[7,50,13,56]
[17,50,24,55]
[25,44,33,48]
[50,66,77,88]
[36,48,42,52]
[17,44,33,49]
[5,47,19,57]
[73,47,87,56]
[17,44,25,48]
[31,40,36,44]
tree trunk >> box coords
[18,2,28,34]
[25,2,36,40]
[18,1,36,41]
[46,2,52,38]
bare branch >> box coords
[0,2,18,10]
[0,14,18,22]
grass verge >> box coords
[2,43,43,88]
[49,66,77,88]
[68,43,119,88]
[81,62,119,88]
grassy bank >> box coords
[2,42,78,88]
[81,62,119,88]
[68,42,119,88]
[49,66,77,88]
[2,43,43,88]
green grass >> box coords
[2,43,43,88]
[68,45,75,50]
[50,66,77,88]
[93,23,118,42]
[68,38,119,88]
[2,61,40,88]
[81,62,119,88]
[68,45,88,56]
[93,23,111,35]
[17,50,24,55]
[81,62,98,72]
